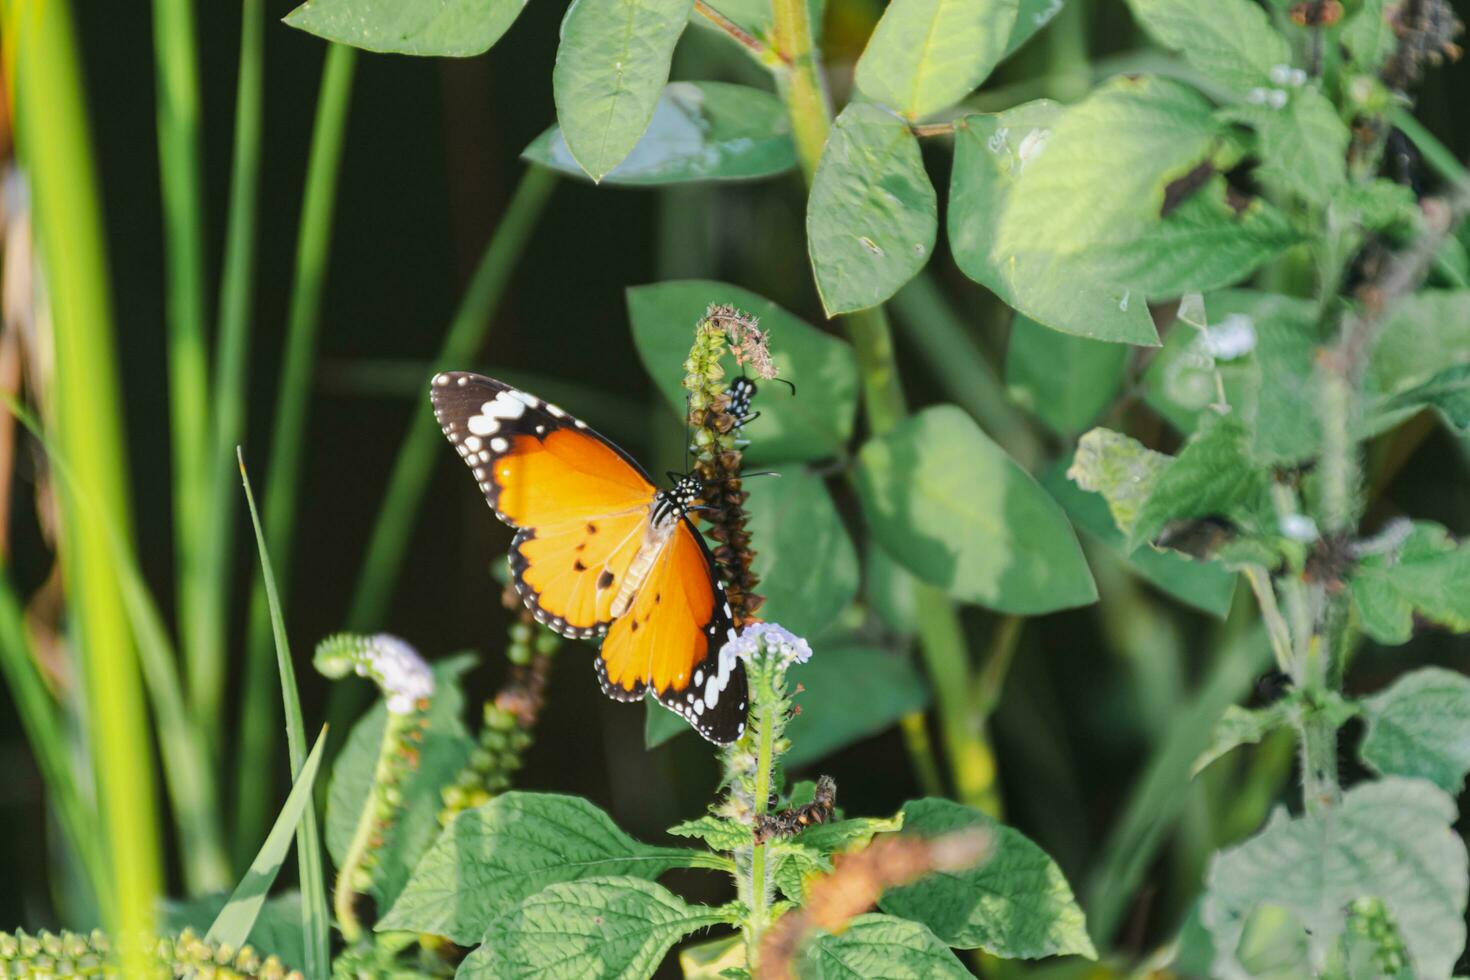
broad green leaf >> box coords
[679,933,745,978]
[1128,415,1270,550]
[854,0,1019,119]
[552,0,695,181]
[377,792,702,943]
[1067,428,1171,538]
[1360,667,1470,793]
[645,696,690,749]
[771,842,829,901]
[1005,313,1127,437]
[325,655,474,911]
[802,914,972,978]
[1192,703,1291,776]
[808,103,937,315]
[626,280,859,463]
[459,877,732,979]
[785,644,930,766]
[1043,463,1236,618]
[865,539,920,633]
[1350,521,1470,645]
[523,82,796,185]
[794,813,904,853]
[1223,88,1349,205]
[1202,779,1468,980]
[667,814,749,851]
[856,405,1095,613]
[950,101,1157,344]
[1004,0,1066,57]
[1126,0,1290,92]
[207,730,328,953]
[880,799,1096,959]
[1342,0,1396,69]
[283,0,528,55]
[1380,363,1470,431]
[165,892,304,971]
[1368,291,1470,395]
[746,465,857,637]
[1332,178,1421,234]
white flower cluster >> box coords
[1248,65,1308,110]
[722,622,813,670]
[359,634,435,714]
[1199,313,1258,360]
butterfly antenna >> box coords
[744,470,783,480]
[772,377,797,396]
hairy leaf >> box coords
[1202,779,1468,980]
[808,103,937,315]
[1192,703,1292,776]
[857,405,1095,613]
[854,0,1019,119]
[553,0,695,181]
[1368,291,1470,395]
[668,814,749,851]
[284,0,528,55]
[1341,0,1396,69]
[879,799,1096,958]
[1126,0,1290,92]
[746,465,857,638]
[1350,521,1470,645]
[1129,415,1269,550]
[523,82,796,185]
[1067,428,1171,538]
[459,877,731,978]
[378,792,702,943]
[802,914,972,978]
[1224,89,1349,205]
[1360,667,1470,793]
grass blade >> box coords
[208,727,329,953]
[240,449,332,980]
[234,42,356,863]
[8,0,162,954]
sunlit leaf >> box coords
[802,914,972,977]
[284,0,528,55]
[854,0,1019,119]
[1126,0,1290,93]
[746,465,857,638]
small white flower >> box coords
[1199,313,1257,360]
[1247,87,1270,105]
[1279,513,1319,543]
[365,634,435,714]
[722,623,812,669]
[1266,88,1289,110]
[1269,64,1292,86]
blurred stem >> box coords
[898,714,945,799]
[1389,106,1470,191]
[746,696,776,967]
[235,43,356,866]
[9,0,162,957]
[768,0,996,815]
[344,166,558,630]
[890,274,1042,468]
[972,615,1022,718]
[201,0,265,749]
[335,708,412,944]
[152,0,216,741]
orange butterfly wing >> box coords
[432,372,748,743]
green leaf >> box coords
[626,280,859,464]
[522,82,796,185]
[552,0,695,181]
[807,102,937,315]
[1126,0,1290,92]
[1066,428,1171,539]
[283,0,528,55]
[1332,178,1421,234]
[1350,521,1470,645]
[865,539,920,633]
[746,465,857,637]
[165,892,305,971]
[771,842,829,901]
[854,0,1019,119]
[645,695,690,749]
[1342,0,1396,70]
[1223,88,1349,205]
[802,914,972,978]
[1004,0,1066,57]
[879,799,1096,959]
[950,100,1155,344]
[856,405,1095,613]
[325,655,475,911]
[668,814,750,851]
[377,792,703,943]
[793,813,904,853]
[785,645,930,767]
[1191,703,1291,776]
[1202,779,1468,980]
[1360,668,1470,794]
[1005,313,1127,437]
[207,730,328,953]
[1043,463,1236,618]
[1380,363,1470,431]
[679,933,746,979]
[1368,291,1470,395]
[1128,415,1270,550]
[459,876,732,979]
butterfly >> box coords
[430,372,748,744]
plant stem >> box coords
[746,695,777,966]
[898,714,946,798]
[9,0,162,957]
[917,587,1001,815]
[152,0,216,742]
[769,0,831,182]
[694,0,776,62]
[335,710,411,944]
[234,42,356,865]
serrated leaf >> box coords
[808,103,937,315]
[326,655,474,912]
[1067,428,1171,538]
[1202,779,1468,980]
[1192,703,1292,776]
[459,877,732,979]
[854,0,1019,119]
[950,100,1157,344]
[1126,0,1290,92]
[626,280,858,464]
[1360,668,1470,794]
[1332,178,1421,234]
[378,792,702,943]
[1223,88,1349,205]
[1378,363,1470,431]
[879,799,1096,959]
[746,465,857,638]
[283,0,528,55]
[1129,415,1270,550]
[552,0,694,181]
[1350,521,1470,645]
[668,814,750,851]
[857,405,1095,613]
[771,842,829,902]
[523,82,796,185]
[802,914,972,978]
[1005,313,1127,437]
[785,645,930,766]
[795,814,904,854]
[1368,291,1470,395]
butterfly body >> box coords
[431,372,748,743]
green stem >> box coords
[10,0,162,955]
[898,713,946,799]
[1389,106,1470,191]
[234,42,356,865]
[746,697,777,967]
[152,0,216,741]
[917,587,1001,816]
[335,710,410,944]
[769,0,830,182]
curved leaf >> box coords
[284,0,529,55]
[746,465,857,637]
[854,0,1019,119]
[802,914,971,978]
